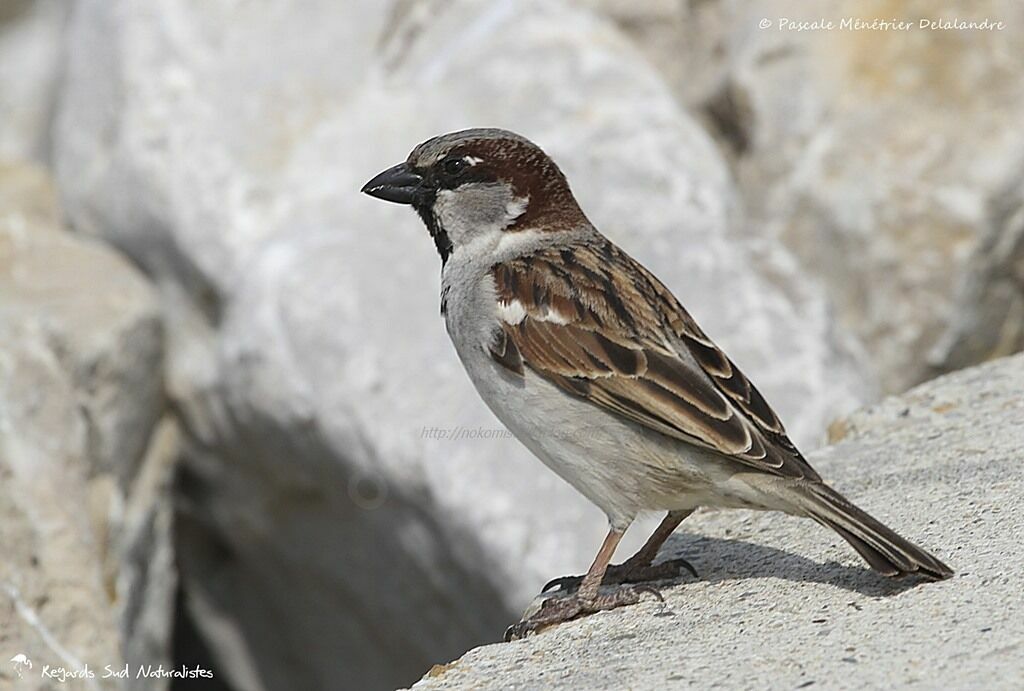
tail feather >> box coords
[799,483,953,580]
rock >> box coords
[409,354,1024,689]
[0,163,164,486]
[117,417,180,689]
[765,1,1024,391]
[0,158,59,224]
[0,323,122,690]
[0,163,168,688]
[590,0,1024,392]
[570,0,735,113]
[53,1,867,688]
[0,0,68,163]
[929,181,1024,374]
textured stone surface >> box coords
[117,417,179,691]
[590,0,1024,392]
[0,0,66,163]
[0,324,122,691]
[0,164,164,486]
[53,1,867,688]
[410,354,1024,690]
[929,180,1024,374]
[0,163,168,689]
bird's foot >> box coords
[504,584,663,641]
[542,557,697,594]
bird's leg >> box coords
[614,508,697,578]
[543,510,696,593]
[505,527,662,640]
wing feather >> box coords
[489,240,819,480]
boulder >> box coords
[0,0,67,163]
[53,0,867,688]
[0,323,122,690]
[410,354,1024,689]
[929,181,1024,374]
[0,163,164,486]
[0,163,168,688]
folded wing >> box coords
[489,240,820,481]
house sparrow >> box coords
[361,128,953,639]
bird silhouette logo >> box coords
[9,654,32,679]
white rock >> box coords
[0,0,67,163]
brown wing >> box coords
[489,239,820,481]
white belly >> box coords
[441,268,727,529]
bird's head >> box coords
[361,128,584,263]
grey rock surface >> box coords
[410,354,1024,690]
[52,1,867,688]
[0,163,169,689]
[929,180,1024,374]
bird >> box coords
[361,128,953,639]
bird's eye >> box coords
[442,157,467,176]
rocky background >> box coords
[0,1,1020,689]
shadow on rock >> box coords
[660,533,925,598]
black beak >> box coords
[361,162,423,205]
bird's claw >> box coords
[542,574,583,593]
[662,556,699,579]
[504,584,662,641]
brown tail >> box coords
[799,483,953,580]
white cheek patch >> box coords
[437,187,532,252]
[497,300,527,325]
